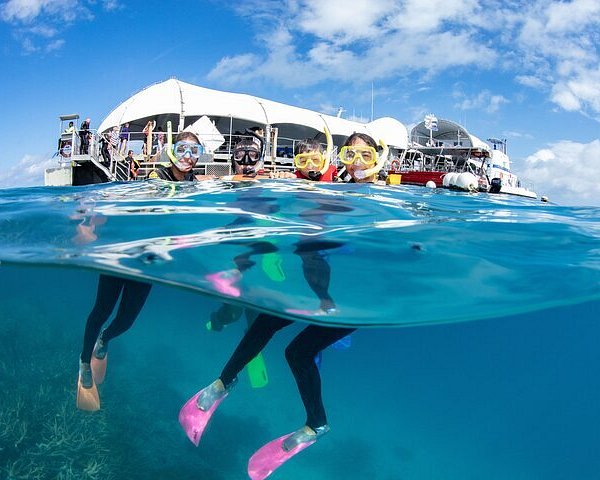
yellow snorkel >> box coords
[319,126,333,176]
[166,121,178,165]
[353,139,388,182]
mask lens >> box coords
[174,141,203,158]
[233,148,260,165]
[294,152,324,169]
[340,146,376,165]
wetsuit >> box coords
[214,173,354,431]
[80,275,152,363]
[148,166,195,181]
[220,313,355,430]
[80,165,193,364]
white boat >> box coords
[45,79,408,186]
[393,117,537,198]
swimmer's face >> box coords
[296,150,326,179]
[233,145,261,175]
[345,138,377,183]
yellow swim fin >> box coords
[76,376,100,411]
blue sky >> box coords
[0,0,599,205]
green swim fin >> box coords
[247,352,269,388]
[261,252,285,282]
[245,311,269,388]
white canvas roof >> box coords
[98,79,409,149]
[411,118,491,153]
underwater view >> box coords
[1,181,599,479]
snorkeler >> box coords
[76,129,205,411]
[179,132,387,479]
[337,132,387,184]
[147,130,205,181]
[207,131,338,329]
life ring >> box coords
[60,140,72,158]
[390,159,401,172]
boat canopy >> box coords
[410,118,491,154]
[98,79,409,149]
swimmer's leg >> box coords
[179,314,291,446]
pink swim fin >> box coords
[247,432,316,480]
[205,269,241,297]
[178,388,226,446]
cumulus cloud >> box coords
[1,0,117,53]
[213,0,600,119]
[210,0,495,88]
[455,90,509,113]
[0,153,56,188]
[519,139,600,206]
[0,0,87,22]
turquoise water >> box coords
[0,181,599,479]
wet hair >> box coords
[175,131,201,144]
[248,126,264,135]
[343,132,377,150]
[234,137,261,151]
[294,139,323,156]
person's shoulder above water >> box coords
[148,166,177,181]
[295,164,337,182]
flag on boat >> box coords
[424,114,438,132]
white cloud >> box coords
[1,0,116,53]
[209,0,496,88]
[545,0,600,33]
[515,75,546,89]
[214,0,600,119]
[0,0,84,22]
[0,153,56,188]
[503,130,534,140]
[519,139,600,206]
[503,1,600,116]
[455,90,509,113]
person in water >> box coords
[147,131,204,181]
[337,132,386,184]
[76,130,204,411]
[207,134,338,331]
[179,132,386,478]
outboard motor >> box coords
[490,177,502,193]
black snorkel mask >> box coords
[232,129,265,176]
[232,147,261,176]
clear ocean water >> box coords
[0,180,599,479]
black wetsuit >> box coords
[149,166,195,181]
[215,191,355,430]
[79,165,192,364]
[220,313,355,430]
[80,275,152,363]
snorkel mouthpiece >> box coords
[242,166,257,176]
[307,170,323,180]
